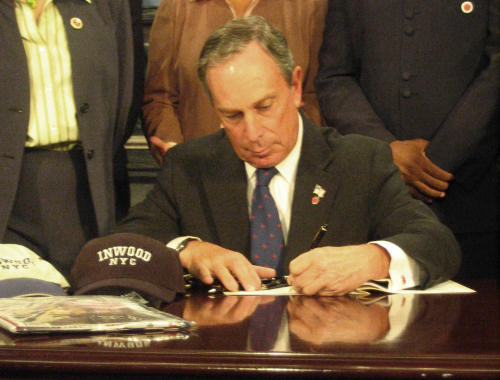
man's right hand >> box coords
[178,241,276,292]
[149,136,177,166]
[389,139,453,203]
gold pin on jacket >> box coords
[461,1,474,13]
[70,17,83,29]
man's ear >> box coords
[291,66,303,108]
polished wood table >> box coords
[0,280,498,379]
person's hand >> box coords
[179,241,276,292]
[389,139,453,203]
[149,136,177,165]
[183,295,272,326]
[287,244,390,296]
[287,296,389,345]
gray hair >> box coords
[197,15,296,100]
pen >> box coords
[310,224,328,249]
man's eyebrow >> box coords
[249,94,276,109]
[254,96,275,105]
[217,107,241,114]
[216,94,276,113]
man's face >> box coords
[206,41,303,168]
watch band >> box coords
[174,237,198,254]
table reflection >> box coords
[0,292,462,353]
[177,293,424,349]
[0,329,191,349]
[182,294,276,326]
[287,296,389,345]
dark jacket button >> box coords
[404,26,415,36]
[401,88,412,98]
[79,103,90,113]
[404,8,414,19]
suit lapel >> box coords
[202,134,250,255]
[284,121,340,269]
[57,1,91,109]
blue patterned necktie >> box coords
[250,168,285,270]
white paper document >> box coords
[223,280,475,296]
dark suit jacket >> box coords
[0,0,137,238]
[117,117,461,287]
[315,0,499,234]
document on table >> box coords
[223,280,476,296]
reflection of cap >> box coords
[0,330,192,349]
[0,244,70,297]
[70,233,185,303]
[0,278,67,297]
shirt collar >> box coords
[245,112,303,183]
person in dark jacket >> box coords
[316,0,499,279]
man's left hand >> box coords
[287,244,390,296]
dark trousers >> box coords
[4,148,97,278]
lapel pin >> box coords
[70,17,83,29]
[461,1,474,13]
[312,184,326,205]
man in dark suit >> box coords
[0,0,140,277]
[315,0,499,279]
[117,16,460,295]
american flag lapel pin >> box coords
[312,184,326,205]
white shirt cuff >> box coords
[370,240,421,291]
[167,236,201,251]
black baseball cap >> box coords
[70,233,185,303]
